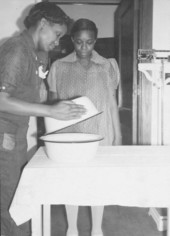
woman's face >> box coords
[38,20,67,52]
[72,30,96,59]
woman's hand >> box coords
[0,92,86,120]
[48,100,86,120]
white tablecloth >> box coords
[9,145,170,226]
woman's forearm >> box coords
[111,95,122,144]
[0,92,86,120]
[0,92,50,117]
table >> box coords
[9,145,170,236]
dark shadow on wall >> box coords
[16,4,34,32]
[0,4,33,46]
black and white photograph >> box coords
[0,0,170,236]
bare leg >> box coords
[65,205,79,236]
[91,206,104,236]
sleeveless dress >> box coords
[47,50,120,145]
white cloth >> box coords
[9,145,170,225]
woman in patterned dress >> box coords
[47,18,122,236]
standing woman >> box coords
[47,18,122,236]
[0,3,85,236]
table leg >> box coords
[168,208,170,236]
[43,205,51,236]
[31,205,43,236]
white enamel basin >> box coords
[40,133,103,163]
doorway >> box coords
[114,0,140,145]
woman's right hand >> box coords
[0,92,86,120]
[48,100,86,120]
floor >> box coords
[51,205,167,236]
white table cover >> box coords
[9,145,170,226]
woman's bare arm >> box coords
[0,92,86,120]
[111,92,122,145]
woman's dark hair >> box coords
[24,2,70,29]
[70,18,98,39]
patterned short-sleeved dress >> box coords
[47,50,120,145]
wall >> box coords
[152,0,170,49]
[58,4,117,38]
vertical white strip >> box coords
[32,205,43,236]
[43,205,51,236]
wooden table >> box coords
[10,145,170,236]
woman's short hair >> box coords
[70,18,98,39]
[24,2,70,29]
